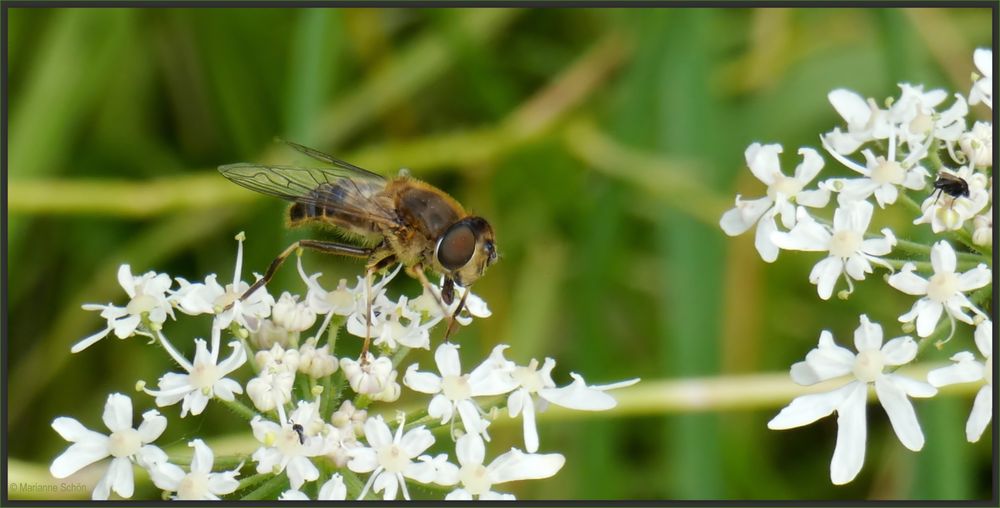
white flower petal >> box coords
[51,417,104,443]
[830,382,867,485]
[914,300,944,338]
[874,377,925,451]
[754,213,780,263]
[853,315,883,351]
[720,196,772,236]
[50,442,109,479]
[930,241,957,274]
[399,426,434,458]
[966,386,992,443]
[974,320,991,357]
[796,188,831,208]
[927,359,983,387]
[882,374,937,400]
[810,256,843,301]
[364,416,393,449]
[538,373,617,411]
[102,393,133,432]
[347,448,378,473]
[137,410,167,443]
[434,342,463,378]
[888,265,929,295]
[108,456,135,498]
[446,488,473,500]
[403,364,443,394]
[829,89,871,126]
[285,456,319,490]
[428,394,454,424]
[488,449,565,484]
[373,470,399,500]
[189,439,214,474]
[880,336,917,366]
[745,142,782,185]
[318,473,347,500]
[957,265,992,291]
[768,382,855,430]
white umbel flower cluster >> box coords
[54,230,639,500]
[721,49,993,485]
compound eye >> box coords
[437,223,476,271]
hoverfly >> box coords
[218,140,498,358]
[932,171,970,206]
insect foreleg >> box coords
[410,267,463,341]
[236,240,374,305]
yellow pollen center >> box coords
[441,375,472,401]
[126,294,158,315]
[870,160,905,185]
[177,472,209,500]
[829,230,863,258]
[377,444,409,473]
[767,176,804,200]
[853,349,884,383]
[189,361,221,391]
[926,272,959,303]
[107,428,142,458]
[910,113,934,135]
[459,463,492,496]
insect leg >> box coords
[358,265,375,365]
[410,267,461,341]
[237,240,374,304]
[443,290,469,342]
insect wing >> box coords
[219,163,398,226]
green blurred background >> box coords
[5,6,993,500]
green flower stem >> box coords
[391,346,412,369]
[235,473,271,494]
[240,337,260,377]
[881,258,933,271]
[893,237,989,264]
[218,396,258,422]
[241,473,288,500]
[341,469,374,500]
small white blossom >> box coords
[772,201,895,299]
[927,320,993,442]
[973,206,992,247]
[969,48,992,109]
[280,473,347,500]
[250,402,326,490]
[73,265,174,353]
[502,353,639,453]
[246,371,295,412]
[889,84,967,152]
[143,327,246,417]
[403,343,518,440]
[170,233,274,332]
[720,143,830,262]
[913,167,989,233]
[347,414,437,500]
[331,400,367,438]
[50,393,168,499]
[271,292,316,332]
[958,121,992,168]
[341,353,398,396]
[434,433,565,500]
[410,279,493,327]
[348,295,433,350]
[823,88,894,154]
[822,129,929,208]
[768,316,936,484]
[888,240,991,337]
[248,318,297,350]
[148,439,241,500]
[297,337,338,379]
[255,343,300,373]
